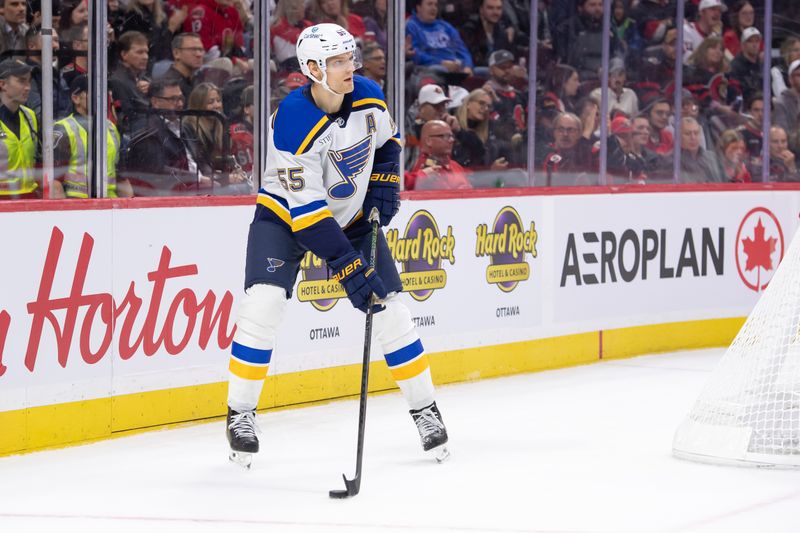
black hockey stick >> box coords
[329,208,381,499]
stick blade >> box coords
[329,473,360,499]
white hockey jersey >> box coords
[254,75,401,259]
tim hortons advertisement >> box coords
[552,191,800,328]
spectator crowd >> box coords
[1,0,800,199]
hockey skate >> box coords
[410,402,450,463]
[226,407,259,469]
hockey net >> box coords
[673,227,800,468]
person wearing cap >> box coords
[404,83,459,168]
[482,49,526,147]
[729,26,763,101]
[683,0,724,64]
[24,25,71,119]
[459,0,515,68]
[160,32,205,102]
[723,1,757,57]
[604,115,647,184]
[0,58,41,199]
[405,0,474,75]
[589,58,639,118]
[52,75,132,199]
[773,59,800,135]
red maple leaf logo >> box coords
[741,218,777,272]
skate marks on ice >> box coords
[0,349,799,532]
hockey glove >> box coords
[329,250,388,313]
[362,161,400,227]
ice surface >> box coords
[0,348,797,533]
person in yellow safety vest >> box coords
[0,58,43,200]
[53,74,134,198]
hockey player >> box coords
[225,23,449,468]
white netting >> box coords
[673,227,800,468]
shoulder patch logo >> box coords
[266,258,286,273]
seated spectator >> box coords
[590,58,639,118]
[680,116,721,183]
[362,0,388,50]
[640,25,677,91]
[53,75,132,198]
[183,82,249,193]
[24,25,70,118]
[60,23,88,89]
[540,64,579,114]
[453,88,509,171]
[161,33,205,101]
[630,0,676,45]
[612,0,644,61]
[405,119,472,190]
[483,49,526,144]
[459,0,515,69]
[576,96,600,144]
[229,84,254,176]
[541,112,594,186]
[270,0,312,72]
[774,60,800,135]
[728,27,762,102]
[683,0,724,64]
[109,30,151,134]
[554,0,619,80]
[182,0,247,64]
[684,35,729,89]
[768,126,800,182]
[0,0,29,59]
[406,0,474,75]
[311,0,366,39]
[737,92,764,170]
[120,0,187,69]
[645,98,674,155]
[405,83,460,165]
[715,129,751,183]
[630,113,670,181]
[771,37,800,98]
[58,0,89,36]
[723,1,757,58]
[606,116,647,183]
[0,59,41,199]
[123,78,204,195]
[359,42,386,89]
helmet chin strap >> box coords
[310,68,343,96]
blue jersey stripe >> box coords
[231,342,273,365]
[291,199,328,218]
[384,339,425,368]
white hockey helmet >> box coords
[296,23,361,94]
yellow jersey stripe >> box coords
[389,354,430,381]
[296,116,330,155]
[352,98,387,111]
[229,358,269,381]
[389,136,403,147]
[257,195,292,226]
[292,208,333,232]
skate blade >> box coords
[429,445,450,463]
[229,450,253,470]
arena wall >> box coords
[1,186,798,455]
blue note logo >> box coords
[266,258,285,273]
[327,135,372,199]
